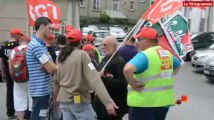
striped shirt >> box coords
[26,36,52,97]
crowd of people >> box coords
[0,16,181,120]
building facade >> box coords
[181,7,214,33]
[79,0,149,20]
[0,0,149,41]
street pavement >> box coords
[0,62,214,120]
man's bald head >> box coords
[103,36,118,48]
[102,36,118,57]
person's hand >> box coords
[130,80,144,92]
[105,73,114,78]
[99,70,105,77]
[40,65,48,73]
[106,103,119,116]
[52,100,60,111]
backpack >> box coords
[10,47,28,83]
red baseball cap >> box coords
[19,35,30,42]
[65,25,73,32]
[10,28,23,35]
[85,35,94,41]
[134,27,158,40]
[66,29,82,42]
[48,34,55,41]
[82,44,95,51]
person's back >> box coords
[118,37,138,63]
[0,28,22,119]
[9,35,32,120]
[53,29,118,120]
[56,49,95,102]
[0,41,19,78]
[55,35,66,56]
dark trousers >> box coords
[30,94,50,120]
[6,77,15,117]
[129,107,169,120]
[93,97,123,120]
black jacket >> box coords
[95,53,129,119]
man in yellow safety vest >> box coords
[123,27,181,120]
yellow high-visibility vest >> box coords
[128,46,175,107]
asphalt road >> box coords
[0,62,214,120]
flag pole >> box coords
[100,19,142,72]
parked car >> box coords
[191,43,214,71]
[203,56,214,81]
[109,27,126,42]
[183,32,214,61]
[92,30,110,46]
[82,27,98,36]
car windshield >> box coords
[93,32,109,38]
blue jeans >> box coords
[129,107,169,120]
[30,94,50,120]
[60,102,95,120]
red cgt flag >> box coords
[26,0,61,26]
[142,0,183,24]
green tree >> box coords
[100,12,110,23]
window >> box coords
[130,0,134,11]
[113,0,119,11]
[79,0,84,8]
[139,0,145,3]
[93,0,100,11]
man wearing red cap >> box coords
[84,34,94,45]
[53,29,118,120]
[82,44,98,69]
[84,34,101,64]
[0,28,23,119]
[123,27,181,120]
[9,35,32,120]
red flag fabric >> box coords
[159,35,180,59]
[142,0,183,24]
[26,0,61,26]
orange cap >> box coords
[10,28,23,35]
[82,44,95,51]
[65,25,73,32]
[85,35,94,41]
[134,27,157,40]
[48,34,55,41]
[19,35,30,42]
[66,29,82,42]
